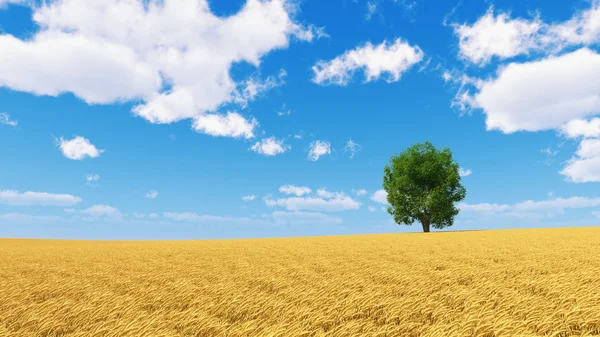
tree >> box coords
[383,142,466,232]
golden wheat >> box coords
[1,227,600,336]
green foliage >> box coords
[383,142,466,232]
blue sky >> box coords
[1,0,599,239]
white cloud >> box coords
[541,147,559,166]
[163,212,268,225]
[0,0,318,134]
[560,138,600,182]
[0,0,28,8]
[453,7,543,65]
[353,189,367,196]
[64,208,76,213]
[343,139,362,158]
[315,188,344,199]
[514,197,600,211]
[148,213,159,219]
[192,112,257,139]
[242,194,256,201]
[371,189,388,204]
[449,2,600,185]
[459,196,600,218]
[452,3,600,65]
[234,70,286,108]
[145,190,159,199]
[541,148,558,156]
[560,118,600,139]
[0,213,61,222]
[458,202,511,213]
[0,112,17,127]
[271,211,342,225]
[279,185,312,196]
[58,136,104,160]
[365,1,377,21]
[85,174,100,182]
[442,71,453,82]
[308,140,331,161]
[443,71,485,114]
[266,189,360,212]
[250,137,290,156]
[571,138,600,158]
[368,206,377,212]
[0,189,81,206]
[276,104,292,116]
[312,38,423,85]
[458,168,472,177]
[466,48,600,133]
[80,204,121,218]
[85,173,100,185]
[547,2,600,46]
[132,212,146,219]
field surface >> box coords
[1,227,600,337]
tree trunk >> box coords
[421,219,430,232]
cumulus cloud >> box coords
[0,189,81,206]
[279,185,312,196]
[58,136,104,160]
[192,112,258,139]
[250,137,290,156]
[459,168,472,177]
[0,112,17,127]
[448,2,600,185]
[560,138,600,183]
[371,189,388,204]
[0,0,319,135]
[453,7,543,65]
[312,38,423,85]
[368,206,377,212]
[242,194,256,201]
[145,190,159,199]
[452,3,600,65]
[464,48,600,133]
[308,140,331,161]
[560,118,600,139]
[343,139,362,158]
[266,188,360,212]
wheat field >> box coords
[1,227,600,337]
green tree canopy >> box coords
[383,142,466,232]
